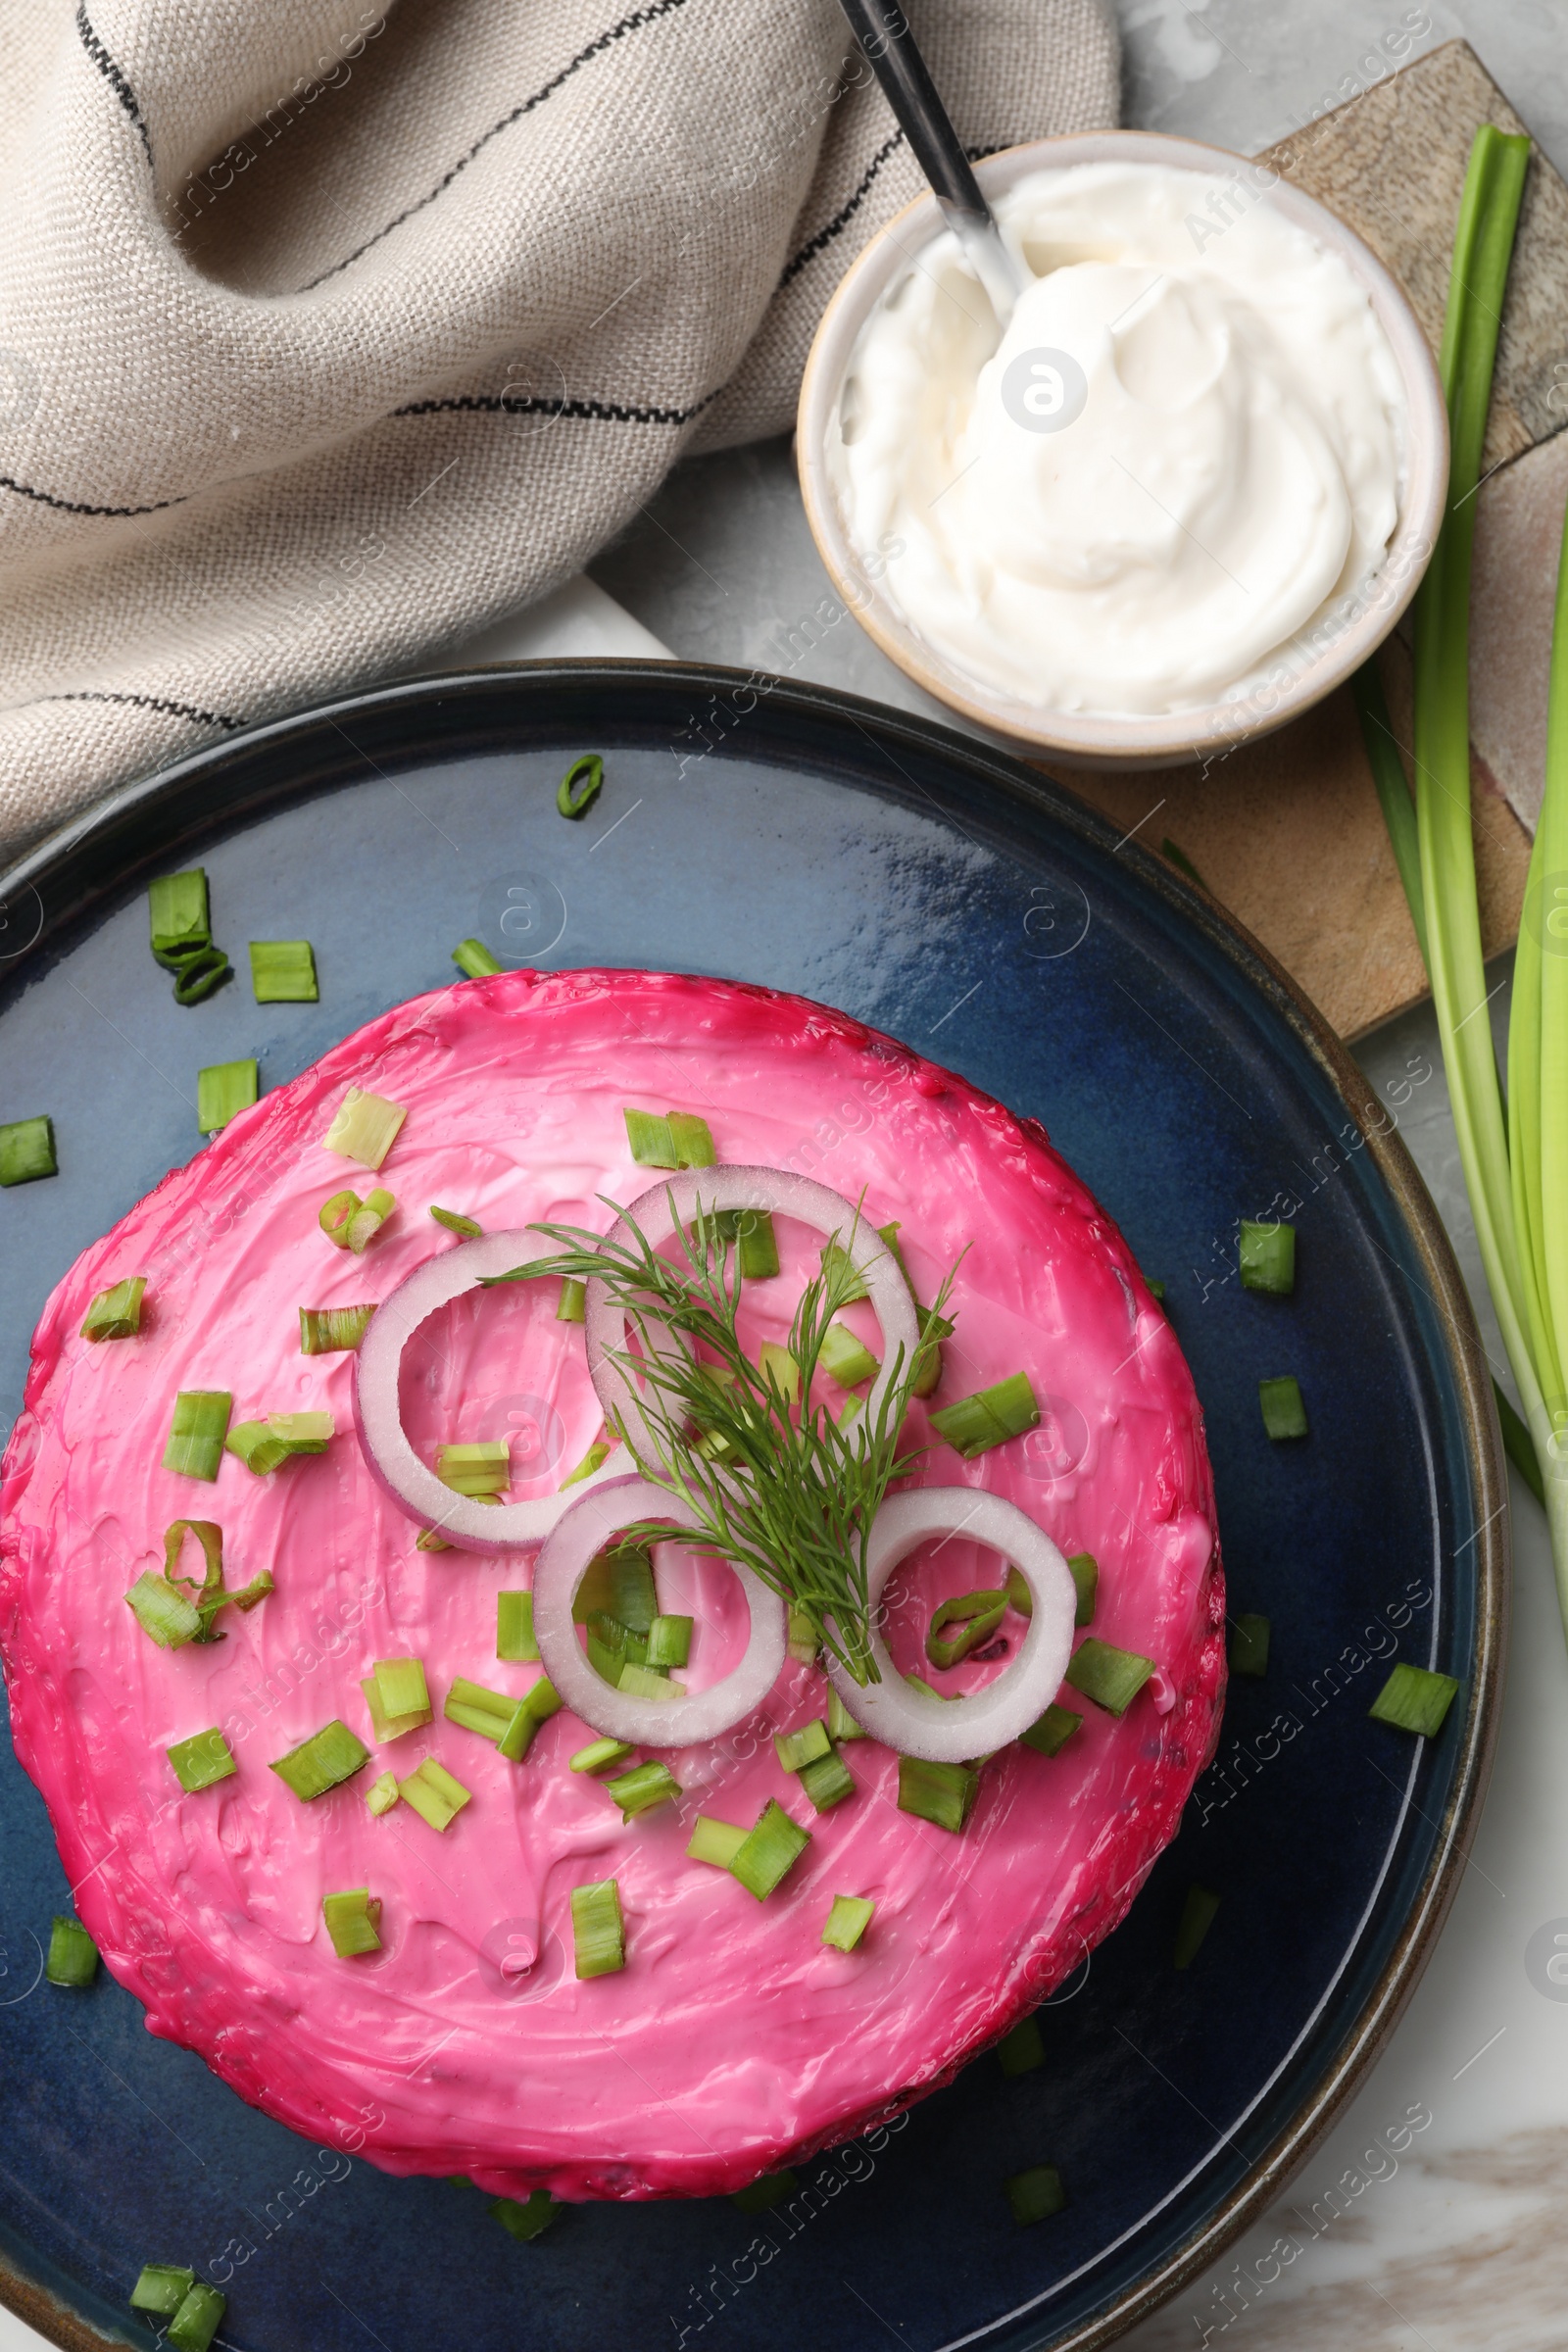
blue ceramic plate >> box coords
[0,665,1503,2352]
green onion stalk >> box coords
[1357,125,1568,1641]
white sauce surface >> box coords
[830,161,1408,717]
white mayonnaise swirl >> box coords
[829,162,1408,717]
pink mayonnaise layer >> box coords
[0,968,1223,2200]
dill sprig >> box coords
[491,1194,955,1685]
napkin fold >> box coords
[0,0,1117,858]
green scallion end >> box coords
[557,1275,587,1322]
[1239,1218,1296,1295]
[270,1719,369,1801]
[897,1754,978,1834]
[248,940,318,1003]
[570,1738,635,1776]
[1005,2164,1066,2226]
[729,1798,811,1898]
[45,1916,99,1986]
[645,1613,693,1669]
[570,1877,625,1977]
[161,1390,233,1482]
[129,2266,195,2316]
[323,1887,382,1957]
[453,937,503,979]
[798,1746,856,1813]
[926,1587,1007,1669]
[818,1320,880,1390]
[166,2281,226,2352]
[1259,1374,1308,1441]
[930,1371,1041,1458]
[0,1114,58,1187]
[605,1759,681,1821]
[1067,1550,1099,1628]
[168,1728,237,1793]
[80,1276,147,1341]
[774,1719,832,1775]
[497,1591,539,1663]
[1063,1638,1155,1717]
[997,2015,1045,2078]
[1368,1661,1460,1737]
[687,1816,749,1867]
[398,1756,472,1831]
[429,1204,484,1239]
[1174,1884,1221,1970]
[196,1059,258,1136]
[821,1894,874,1952]
[826,1687,865,1742]
[1019,1701,1082,1758]
[491,2189,559,2241]
[1228,1613,1270,1679]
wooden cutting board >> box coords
[1052,39,1560,1042]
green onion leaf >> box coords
[687,1816,748,1866]
[557,753,605,820]
[1019,1701,1082,1757]
[226,1410,333,1476]
[299,1303,375,1354]
[774,1720,832,1774]
[926,1587,1007,1669]
[375,1658,429,1719]
[1228,1614,1270,1679]
[570,1877,624,1976]
[557,1275,586,1322]
[323,1085,406,1170]
[148,869,211,964]
[168,1728,237,1793]
[162,1390,232,1481]
[497,1676,563,1761]
[826,1687,865,1742]
[729,1798,811,1897]
[167,2283,226,2352]
[196,1060,257,1135]
[436,1440,510,1496]
[667,1111,716,1167]
[125,1571,203,1648]
[443,1675,515,1737]
[366,1771,400,1815]
[1063,1638,1155,1716]
[623,1107,676,1166]
[719,1207,779,1279]
[323,1887,382,1957]
[1067,1551,1099,1627]
[759,1341,801,1406]
[605,1759,681,1820]
[570,1738,635,1776]
[129,2265,195,2315]
[798,1746,856,1812]
[645,1612,692,1668]
[821,1894,874,1951]
[1005,2165,1066,2226]
[46,1916,99,1986]
[930,1371,1041,1457]
[497,1591,539,1662]
[429,1203,483,1239]
[817,1321,880,1390]
[573,1544,657,1632]
[1174,1884,1221,1970]
[452,937,503,979]
[787,1604,817,1665]
[1258,1375,1308,1441]
[318,1188,361,1248]
[491,2190,559,2241]
[997,2016,1044,2077]
[80,1276,147,1341]
[1239,1218,1296,1295]
[398,1756,471,1830]
[360,1671,433,1743]
[1368,1661,1460,1736]
[248,940,318,1003]
[172,945,234,1005]
[0,1114,58,1187]
[897,1754,978,1833]
[270,1719,369,1800]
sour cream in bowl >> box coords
[798,133,1446,768]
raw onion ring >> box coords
[531,1476,788,1746]
[584,1166,921,1468]
[354,1232,618,1552]
[824,1489,1078,1763]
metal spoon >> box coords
[835,0,1028,322]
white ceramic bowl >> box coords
[796,130,1448,771]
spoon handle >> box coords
[835,0,1024,318]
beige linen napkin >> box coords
[0,0,1117,858]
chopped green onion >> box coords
[497,1677,563,1762]
[904,1670,951,1702]
[1005,2165,1066,2226]
[248,940,318,1003]
[759,1341,800,1406]
[1259,1374,1308,1440]
[1174,1884,1221,1970]
[774,1720,832,1774]
[616,1661,685,1702]
[1368,1662,1460,1736]
[719,1207,779,1278]
[166,2283,225,2352]
[0,1114,57,1187]
[820,1240,869,1305]
[173,945,233,1005]
[497,1592,539,1662]
[162,1390,232,1481]
[1228,1614,1270,1679]
[605,1760,682,1820]
[561,1438,612,1488]
[930,1371,1041,1457]
[416,1526,453,1550]
[226,1410,333,1476]
[46,1916,99,1986]
[573,1544,657,1632]
[687,1816,748,1867]
[798,1746,856,1812]
[452,937,502,979]
[732,2172,797,2216]
[1019,1701,1082,1757]
[729,1798,811,1898]
[1239,1218,1296,1295]
[341,1187,394,1253]
[557,1275,586,1322]
[360,1672,432,1743]
[322,1887,382,1957]
[196,1059,257,1135]
[299,1302,375,1354]
[623,1107,677,1165]
[585,1629,625,1688]
[323,1085,407,1169]
[897,1754,978,1833]
[398,1756,471,1831]
[270,1719,369,1800]
[436,1440,510,1496]
[491,2190,559,2241]
[130,2266,195,2316]
[80,1276,147,1341]
[570,1877,624,1976]
[1067,1552,1099,1627]
[821,1894,874,1951]
[1064,1638,1155,1716]
[826,1688,865,1741]
[557,753,605,820]
[318,1188,361,1248]
[168,1728,237,1793]
[786,1604,817,1664]
[570,1738,634,1776]
[997,2016,1045,2078]
[926,1588,1007,1669]
[443,1675,515,1737]
[668,1111,716,1167]
[126,1571,203,1649]
[818,1321,880,1390]
[911,1305,953,1399]
[375,1658,429,1719]
[429,1203,483,1239]
[645,1613,692,1669]
[148,869,211,965]
[366,1771,400,1815]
